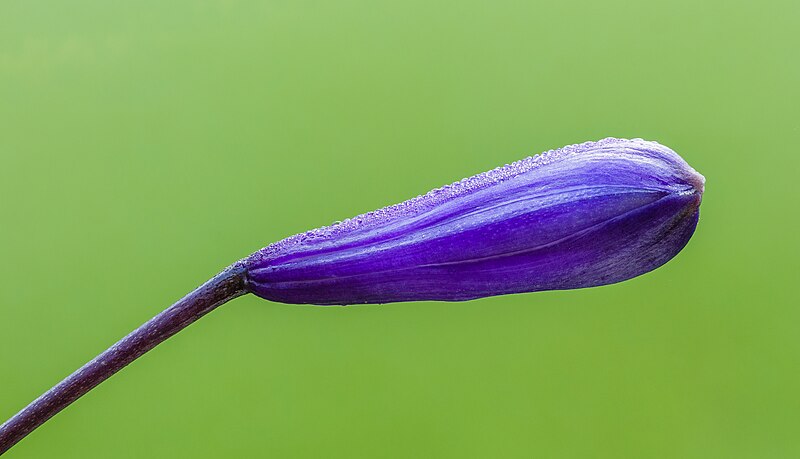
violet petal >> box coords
[245,138,704,305]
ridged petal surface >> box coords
[245,138,704,305]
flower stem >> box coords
[0,263,248,455]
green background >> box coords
[1,1,798,458]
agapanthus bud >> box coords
[0,138,707,452]
[245,138,704,305]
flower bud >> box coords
[245,138,704,305]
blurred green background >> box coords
[1,1,798,458]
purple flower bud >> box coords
[245,138,704,305]
[0,138,707,451]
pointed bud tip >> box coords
[690,170,705,195]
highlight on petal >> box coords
[245,138,704,305]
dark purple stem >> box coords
[0,264,248,455]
